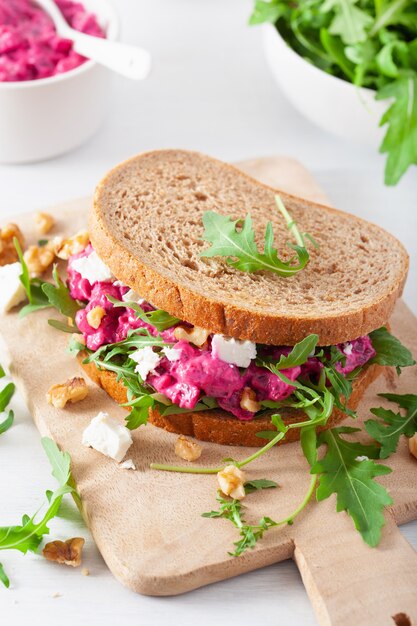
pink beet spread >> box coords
[0,0,105,82]
[67,245,376,420]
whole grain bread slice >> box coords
[79,354,383,447]
[91,150,408,346]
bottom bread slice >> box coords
[79,353,384,447]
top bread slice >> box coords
[90,150,409,346]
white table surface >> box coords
[1,1,416,625]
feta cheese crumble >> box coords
[119,459,136,470]
[162,346,182,362]
[71,251,113,284]
[0,262,26,313]
[211,334,257,368]
[122,288,145,305]
[130,346,161,380]
[82,412,133,462]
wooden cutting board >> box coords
[1,157,417,626]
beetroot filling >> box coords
[0,0,105,82]
[68,246,376,420]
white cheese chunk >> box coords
[343,342,353,356]
[211,334,257,368]
[122,288,145,305]
[130,346,161,380]
[355,455,369,462]
[82,411,133,462]
[71,250,113,284]
[0,262,26,313]
[119,459,136,470]
[162,346,182,362]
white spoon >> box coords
[36,0,151,80]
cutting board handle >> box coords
[293,502,417,626]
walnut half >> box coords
[53,231,89,260]
[23,243,55,276]
[43,537,85,567]
[0,223,25,266]
[217,465,246,500]
[46,377,89,409]
[174,435,202,461]
[173,325,210,348]
[240,387,261,413]
[34,212,55,235]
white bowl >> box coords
[262,23,387,149]
[0,0,118,164]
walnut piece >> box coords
[53,231,89,260]
[240,387,261,413]
[409,434,417,460]
[217,465,246,500]
[0,223,25,266]
[34,212,55,235]
[174,325,210,348]
[23,244,55,275]
[43,537,85,567]
[174,435,202,461]
[86,306,106,329]
[47,377,89,409]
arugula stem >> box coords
[275,195,304,247]
[275,474,317,526]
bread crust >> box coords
[79,353,384,447]
[90,150,409,346]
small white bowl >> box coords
[0,0,118,164]
[262,23,387,149]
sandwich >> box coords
[51,150,411,447]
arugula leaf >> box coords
[244,479,278,494]
[108,297,180,331]
[200,195,310,277]
[48,319,82,334]
[202,493,279,556]
[248,1,417,184]
[0,411,14,436]
[378,76,417,186]
[0,437,77,587]
[14,238,51,317]
[322,0,373,45]
[369,326,416,373]
[365,393,417,459]
[258,334,319,370]
[249,0,287,26]
[67,335,86,356]
[300,426,318,466]
[0,382,15,412]
[42,266,80,320]
[0,563,9,588]
[125,396,154,429]
[311,427,392,547]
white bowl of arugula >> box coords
[250,0,417,186]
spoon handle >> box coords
[70,31,151,80]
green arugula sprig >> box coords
[365,393,417,459]
[249,1,417,185]
[369,327,416,373]
[200,195,313,277]
[0,437,77,588]
[311,427,392,547]
[152,327,414,551]
[108,296,180,331]
[0,365,15,437]
[14,238,82,321]
[202,466,316,556]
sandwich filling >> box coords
[67,244,377,421]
